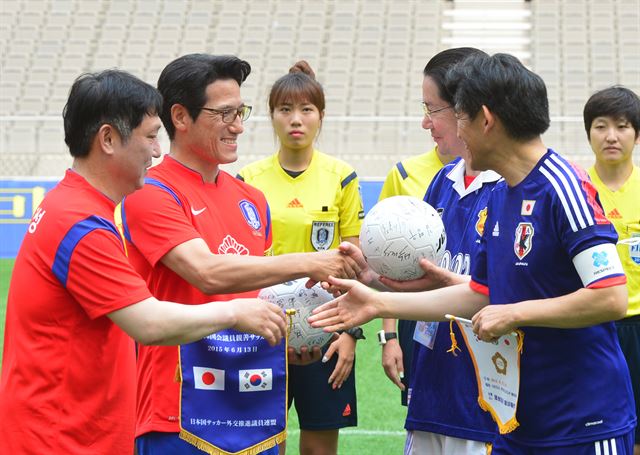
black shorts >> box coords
[398,319,417,406]
[287,346,358,430]
[616,315,640,442]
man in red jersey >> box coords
[0,70,287,455]
[121,54,361,455]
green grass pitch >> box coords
[0,258,407,453]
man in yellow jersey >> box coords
[585,86,640,455]
[378,67,455,405]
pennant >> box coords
[446,315,523,434]
[179,331,287,454]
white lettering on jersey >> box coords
[28,207,46,234]
[572,243,624,287]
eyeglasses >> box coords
[196,105,252,123]
[421,102,453,119]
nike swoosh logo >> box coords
[191,207,207,216]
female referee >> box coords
[238,60,364,455]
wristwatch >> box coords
[344,327,366,340]
[377,330,398,346]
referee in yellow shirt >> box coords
[585,86,640,455]
[238,61,364,455]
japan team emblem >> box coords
[514,222,534,260]
[475,207,488,236]
[311,221,336,251]
[238,200,261,230]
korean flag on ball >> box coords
[239,369,273,392]
[193,366,225,390]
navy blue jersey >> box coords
[470,149,635,447]
[405,158,499,441]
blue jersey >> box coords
[405,158,500,442]
[470,149,635,447]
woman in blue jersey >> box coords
[399,47,500,455]
[238,61,364,455]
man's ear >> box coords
[171,104,191,133]
[97,124,116,156]
[481,105,495,134]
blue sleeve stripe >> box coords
[265,203,271,240]
[236,174,245,181]
[341,171,357,189]
[120,196,132,243]
[144,177,182,206]
[52,216,122,287]
[396,162,408,180]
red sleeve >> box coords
[66,229,152,319]
[123,184,200,267]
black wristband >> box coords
[344,327,366,340]
[377,330,398,345]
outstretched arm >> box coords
[160,238,361,294]
[309,276,488,332]
[109,297,287,346]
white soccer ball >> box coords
[258,278,334,353]
[360,195,447,281]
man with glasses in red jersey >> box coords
[120,54,361,455]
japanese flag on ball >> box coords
[361,196,446,280]
[259,279,333,353]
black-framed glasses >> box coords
[421,102,453,119]
[196,105,252,123]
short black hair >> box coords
[157,54,251,139]
[63,70,162,157]
[445,53,550,140]
[423,47,488,105]
[583,86,640,138]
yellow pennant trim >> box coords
[446,318,462,356]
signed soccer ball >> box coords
[360,195,446,280]
[258,278,333,353]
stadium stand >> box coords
[1,0,638,178]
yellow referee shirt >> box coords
[238,150,364,255]
[378,147,446,200]
[589,165,640,317]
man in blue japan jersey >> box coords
[310,53,636,455]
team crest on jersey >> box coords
[475,207,488,236]
[238,200,261,230]
[311,221,335,251]
[514,222,534,260]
